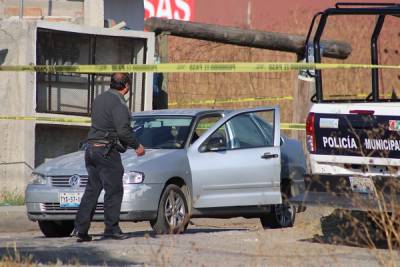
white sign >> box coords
[144,0,193,21]
[319,118,339,129]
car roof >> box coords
[132,109,227,117]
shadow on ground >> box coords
[0,227,249,265]
[0,245,139,266]
[115,227,248,239]
[300,209,399,250]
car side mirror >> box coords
[280,137,285,146]
[200,136,227,152]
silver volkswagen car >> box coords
[25,107,307,237]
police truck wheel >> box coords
[150,184,189,234]
[38,220,75,237]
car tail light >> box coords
[306,112,316,153]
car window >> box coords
[131,116,193,149]
[191,115,221,144]
[208,124,228,142]
[200,124,229,151]
[252,111,275,146]
[199,110,275,152]
[227,110,275,149]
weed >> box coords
[0,190,24,206]
[0,243,36,267]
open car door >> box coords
[188,107,282,208]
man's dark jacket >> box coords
[87,89,139,149]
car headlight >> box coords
[123,171,144,184]
[30,173,47,185]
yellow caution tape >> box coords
[2,62,391,131]
[0,115,305,131]
[170,92,399,106]
[169,96,293,106]
[327,92,396,98]
[0,62,399,73]
[281,123,305,131]
[0,116,91,123]
[328,93,368,98]
[170,92,398,106]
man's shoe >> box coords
[76,233,92,243]
[102,232,127,240]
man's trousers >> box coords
[75,145,124,234]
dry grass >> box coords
[0,244,36,267]
[0,190,24,206]
[315,198,400,266]
[0,257,36,267]
[306,148,400,265]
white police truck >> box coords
[291,2,400,212]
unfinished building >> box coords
[0,20,154,192]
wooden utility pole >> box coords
[145,17,352,143]
[145,17,352,60]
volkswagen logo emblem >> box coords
[69,174,81,188]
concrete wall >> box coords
[0,0,84,23]
[84,0,103,27]
[35,124,88,166]
[0,20,36,193]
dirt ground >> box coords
[0,207,399,266]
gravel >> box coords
[0,206,398,266]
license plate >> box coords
[349,176,375,194]
[59,192,83,208]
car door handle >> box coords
[261,153,278,159]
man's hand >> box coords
[135,144,145,157]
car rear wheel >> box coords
[260,191,295,229]
[38,220,75,237]
[150,184,189,234]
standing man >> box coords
[75,73,145,242]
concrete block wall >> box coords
[0,0,84,22]
[0,20,36,193]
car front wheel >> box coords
[38,220,75,237]
[260,198,295,229]
[150,184,189,234]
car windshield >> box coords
[131,116,193,149]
